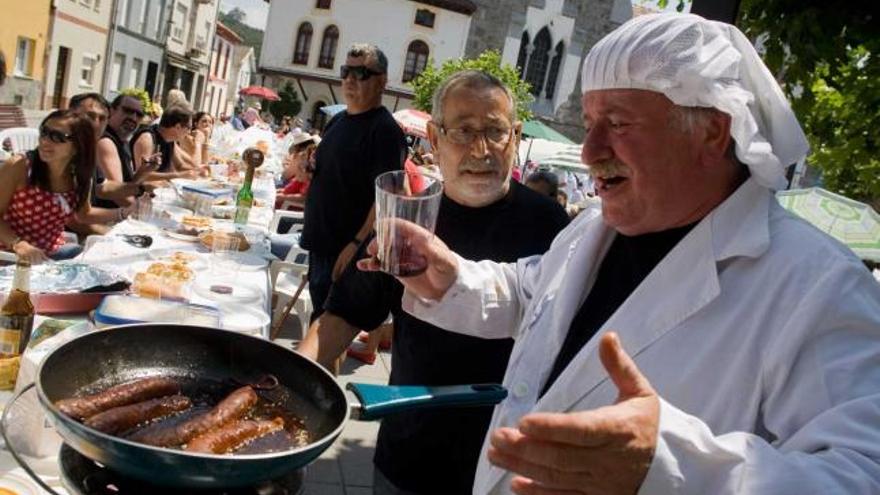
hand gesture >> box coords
[13,240,50,265]
[487,332,660,495]
[357,218,458,301]
[133,152,162,181]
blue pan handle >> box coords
[347,383,507,421]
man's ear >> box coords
[703,110,732,160]
[426,120,440,154]
[512,121,523,149]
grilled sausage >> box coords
[185,417,284,454]
[56,377,180,420]
[129,386,258,447]
[83,395,192,434]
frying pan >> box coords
[2,324,506,489]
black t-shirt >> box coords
[326,181,569,494]
[301,107,406,257]
[541,222,696,396]
[130,124,173,173]
[93,126,135,209]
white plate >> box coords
[162,228,202,242]
[194,275,261,304]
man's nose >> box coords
[468,133,491,157]
[582,125,612,165]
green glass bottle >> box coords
[233,148,264,225]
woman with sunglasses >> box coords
[0,110,133,263]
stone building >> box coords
[464,0,632,140]
[227,44,255,116]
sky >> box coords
[219,0,269,29]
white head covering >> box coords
[581,13,809,189]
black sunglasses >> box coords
[40,126,74,144]
[120,106,145,118]
[340,64,384,81]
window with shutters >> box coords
[545,41,564,99]
[318,25,339,69]
[402,40,429,83]
[293,23,313,65]
[525,27,551,97]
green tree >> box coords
[267,82,302,124]
[409,50,534,121]
[737,0,879,204]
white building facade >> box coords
[162,0,221,109]
[44,0,113,109]
[203,21,240,117]
[227,44,255,116]
[259,0,475,130]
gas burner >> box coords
[59,444,304,495]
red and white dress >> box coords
[2,164,78,254]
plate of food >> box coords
[198,230,251,252]
[163,215,213,242]
[147,249,208,271]
[128,260,196,300]
[194,275,261,304]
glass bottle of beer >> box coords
[234,148,264,225]
[0,258,35,358]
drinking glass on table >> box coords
[374,169,443,277]
[210,233,241,276]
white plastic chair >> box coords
[269,243,311,340]
[0,128,39,155]
[268,208,304,234]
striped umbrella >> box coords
[540,144,588,173]
[777,187,880,262]
[393,108,431,138]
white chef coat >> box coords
[404,177,880,494]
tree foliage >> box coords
[409,50,534,122]
[737,0,879,202]
[218,9,264,63]
[267,82,302,124]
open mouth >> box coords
[595,175,627,192]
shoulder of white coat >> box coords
[546,205,603,253]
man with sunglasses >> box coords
[92,94,160,209]
[300,43,407,322]
[299,70,569,494]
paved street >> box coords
[278,323,390,494]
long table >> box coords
[0,184,281,492]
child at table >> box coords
[275,133,319,212]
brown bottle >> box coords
[0,258,35,358]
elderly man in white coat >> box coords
[357,13,880,495]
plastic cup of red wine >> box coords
[374,169,443,277]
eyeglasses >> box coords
[120,106,145,118]
[437,124,514,147]
[340,64,384,81]
[39,126,74,144]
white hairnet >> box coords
[581,13,809,190]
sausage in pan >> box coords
[129,386,258,447]
[185,417,284,454]
[83,395,192,435]
[56,377,180,420]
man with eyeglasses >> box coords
[300,43,407,322]
[299,70,569,494]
